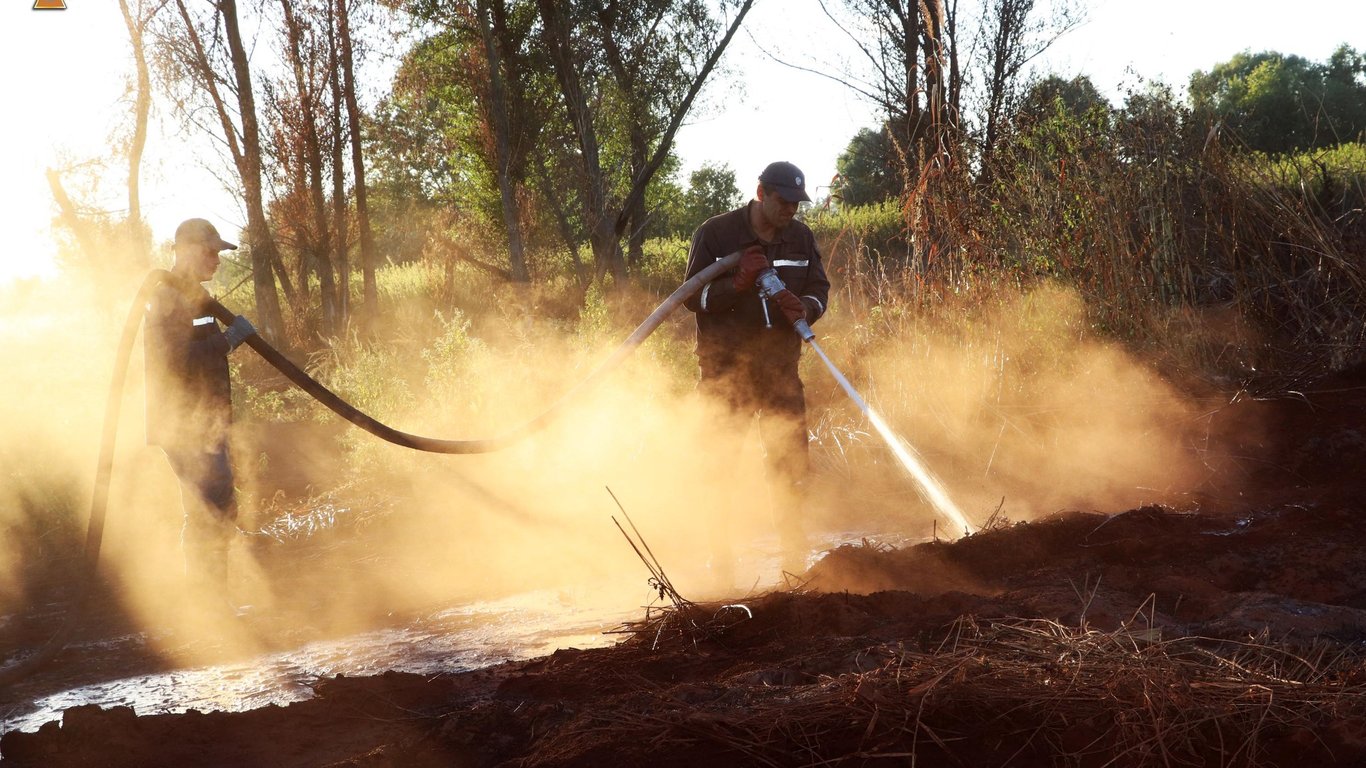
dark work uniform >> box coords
[683,201,831,568]
[145,280,238,589]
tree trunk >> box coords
[541,0,754,285]
[117,0,152,267]
[592,4,651,269]
[281,0,337,336]
[894,1,922,187]
[945,0,963,121]
[981,0,1031,165]
[327,4,350,328]
[535,162,588,286]
[477,0,529,282]
[335,0,378,321]
[45,169,102,267]
[535,0,623,284]
[217,0,286,341]
[625,138,647,268]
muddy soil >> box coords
[6,370,1366,766]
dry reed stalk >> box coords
[580,614,1366,766]
[854,109,1366,387]
[604,487,754,651]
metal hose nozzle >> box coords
[755,268,815,342]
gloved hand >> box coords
[771,289,807,326]
[731,245,768,292]
[224,315,256,351]
[800,296,823,324]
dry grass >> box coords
[594,614,1366,766]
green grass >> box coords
[1257,141,1366,207]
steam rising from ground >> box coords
[1,270,1239,673]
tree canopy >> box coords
[1190,45,1366,154]
[835,127,901,207]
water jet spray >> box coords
[756,269,975,537]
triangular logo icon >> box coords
[33,0,68,9]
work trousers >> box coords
[162,441,238,595]
[698,350,809,572]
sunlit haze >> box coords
[0,5,124,283]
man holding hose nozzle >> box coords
[683,161,831,583]
[144,218,255,614]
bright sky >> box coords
[0,1,236,284]
[678,0,1365,193]
[1,0,1361,285]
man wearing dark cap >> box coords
[683,161,831,583]
[145,218,256,609]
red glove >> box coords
[732,245,768,292]
[771,289,807,325]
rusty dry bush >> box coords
[810,100,1366,394]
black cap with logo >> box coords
[758,161,812,203]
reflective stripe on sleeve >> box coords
[193,316,215,327]
[801,295,825,317]
[700,282,712,312]
[774,259,809,268]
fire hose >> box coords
[3,247,975,693]
[0,252,743,687]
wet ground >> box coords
[0,589,628,735]
[0,525,891,738]
[5,368,1366,765]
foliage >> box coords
[574,280,614,349]
[370,0,747,282]
[368,49,480,208]
[122,1,1366,431]
[1255,141,1366,257]
[633,236,692,287]
[0,440,84,602]
[1016,75,1109,125]
[835,127,901,207]
[313,337,418,423]
[378,30,501,224]
[974,0,1086,161]
[971,80,1366,378]
[535,0,755,278]
[231,357,320,424]
[365,180,447,267]
[421,309,491,406]
[654,162,743,239]
[1190,45,1366,154]
[1260,140,1366,191]
[806,200,906,264]
[633,154,687,245]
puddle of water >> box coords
[0,529,908,735]
[1,589,629,735]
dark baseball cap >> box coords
[758,161,811,203]
[175,218,238,250]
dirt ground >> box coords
[6,367,1366,766]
